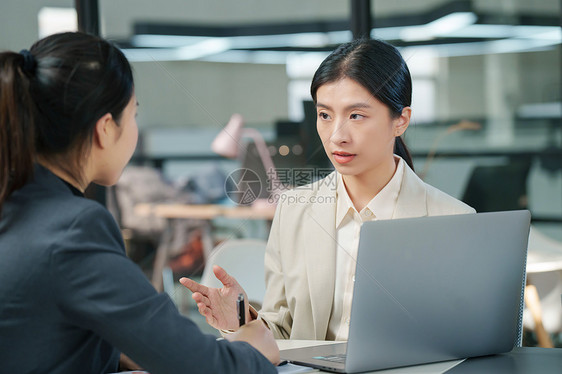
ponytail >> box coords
[0,32,134,216]
[0,52,36,215]
[394,136,414,171]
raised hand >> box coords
[179,265,250,331]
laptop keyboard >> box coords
[313,354,346,363]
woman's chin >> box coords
[332,165,357,176]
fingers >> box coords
[192,294,211,316]
[179,277,209,295]
[191,292,210,307]
[197,302,218,326]
[192,293,215,317]
[197,301,211,317]
[213,265,238,288]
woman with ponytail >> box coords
[182,38,475,341]
[0,32,279,373]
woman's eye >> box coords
[318,112,330,120]
[350,113,364,120]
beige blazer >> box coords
[258,165,475,340]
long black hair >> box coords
[0,32,134,213]
[310,38,414,170]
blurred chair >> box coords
[200,239,267,309]
[461,158,532,212]
[418,120,482,181]
[523,226,562,347]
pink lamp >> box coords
[212,114,281,206]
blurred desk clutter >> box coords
[134,202,275,295]
[107,164,257,295]
[212,113,284,206]
[211,113,326,205]
[106,165,206,276]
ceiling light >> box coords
[400,12,477,41]
[38,7,77,39]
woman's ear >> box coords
[93,113,115,149]
[394,107,411,137]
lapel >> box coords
[301,167,428,338]
[303,174,338,339]
[393,165,429,219]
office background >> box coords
[2,0,559,236]
[1,0,561,344]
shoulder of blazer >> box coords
[4,165,124,257]
[425,184,476,215]
[396,165,475,218]
[411,165,475,214]
[21,164,118,227]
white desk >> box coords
[277,340,562,373]
[277,340,463,373]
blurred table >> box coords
[135,203,276,220]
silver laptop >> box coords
[281,210,531,373]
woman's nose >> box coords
[330,119,351,144]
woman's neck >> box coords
[342,157,398,212]
[37,158,87,193]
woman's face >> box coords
[93,93,139,186]
[316,77,409,180]
[115,94,139,173]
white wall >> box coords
[131,59,288,129]
[436,47,561,121]
[0,0,73,51]
[0,0,290,129]
[519,48,561,104]
[99,0,349,39]
[2,0,559,128]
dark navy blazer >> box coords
[0,165,275,374]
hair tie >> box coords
[19,49,37,75]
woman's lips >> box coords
[332,152,356,164]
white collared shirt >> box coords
[327,156,405,341]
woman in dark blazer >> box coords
[0,32,278,374]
